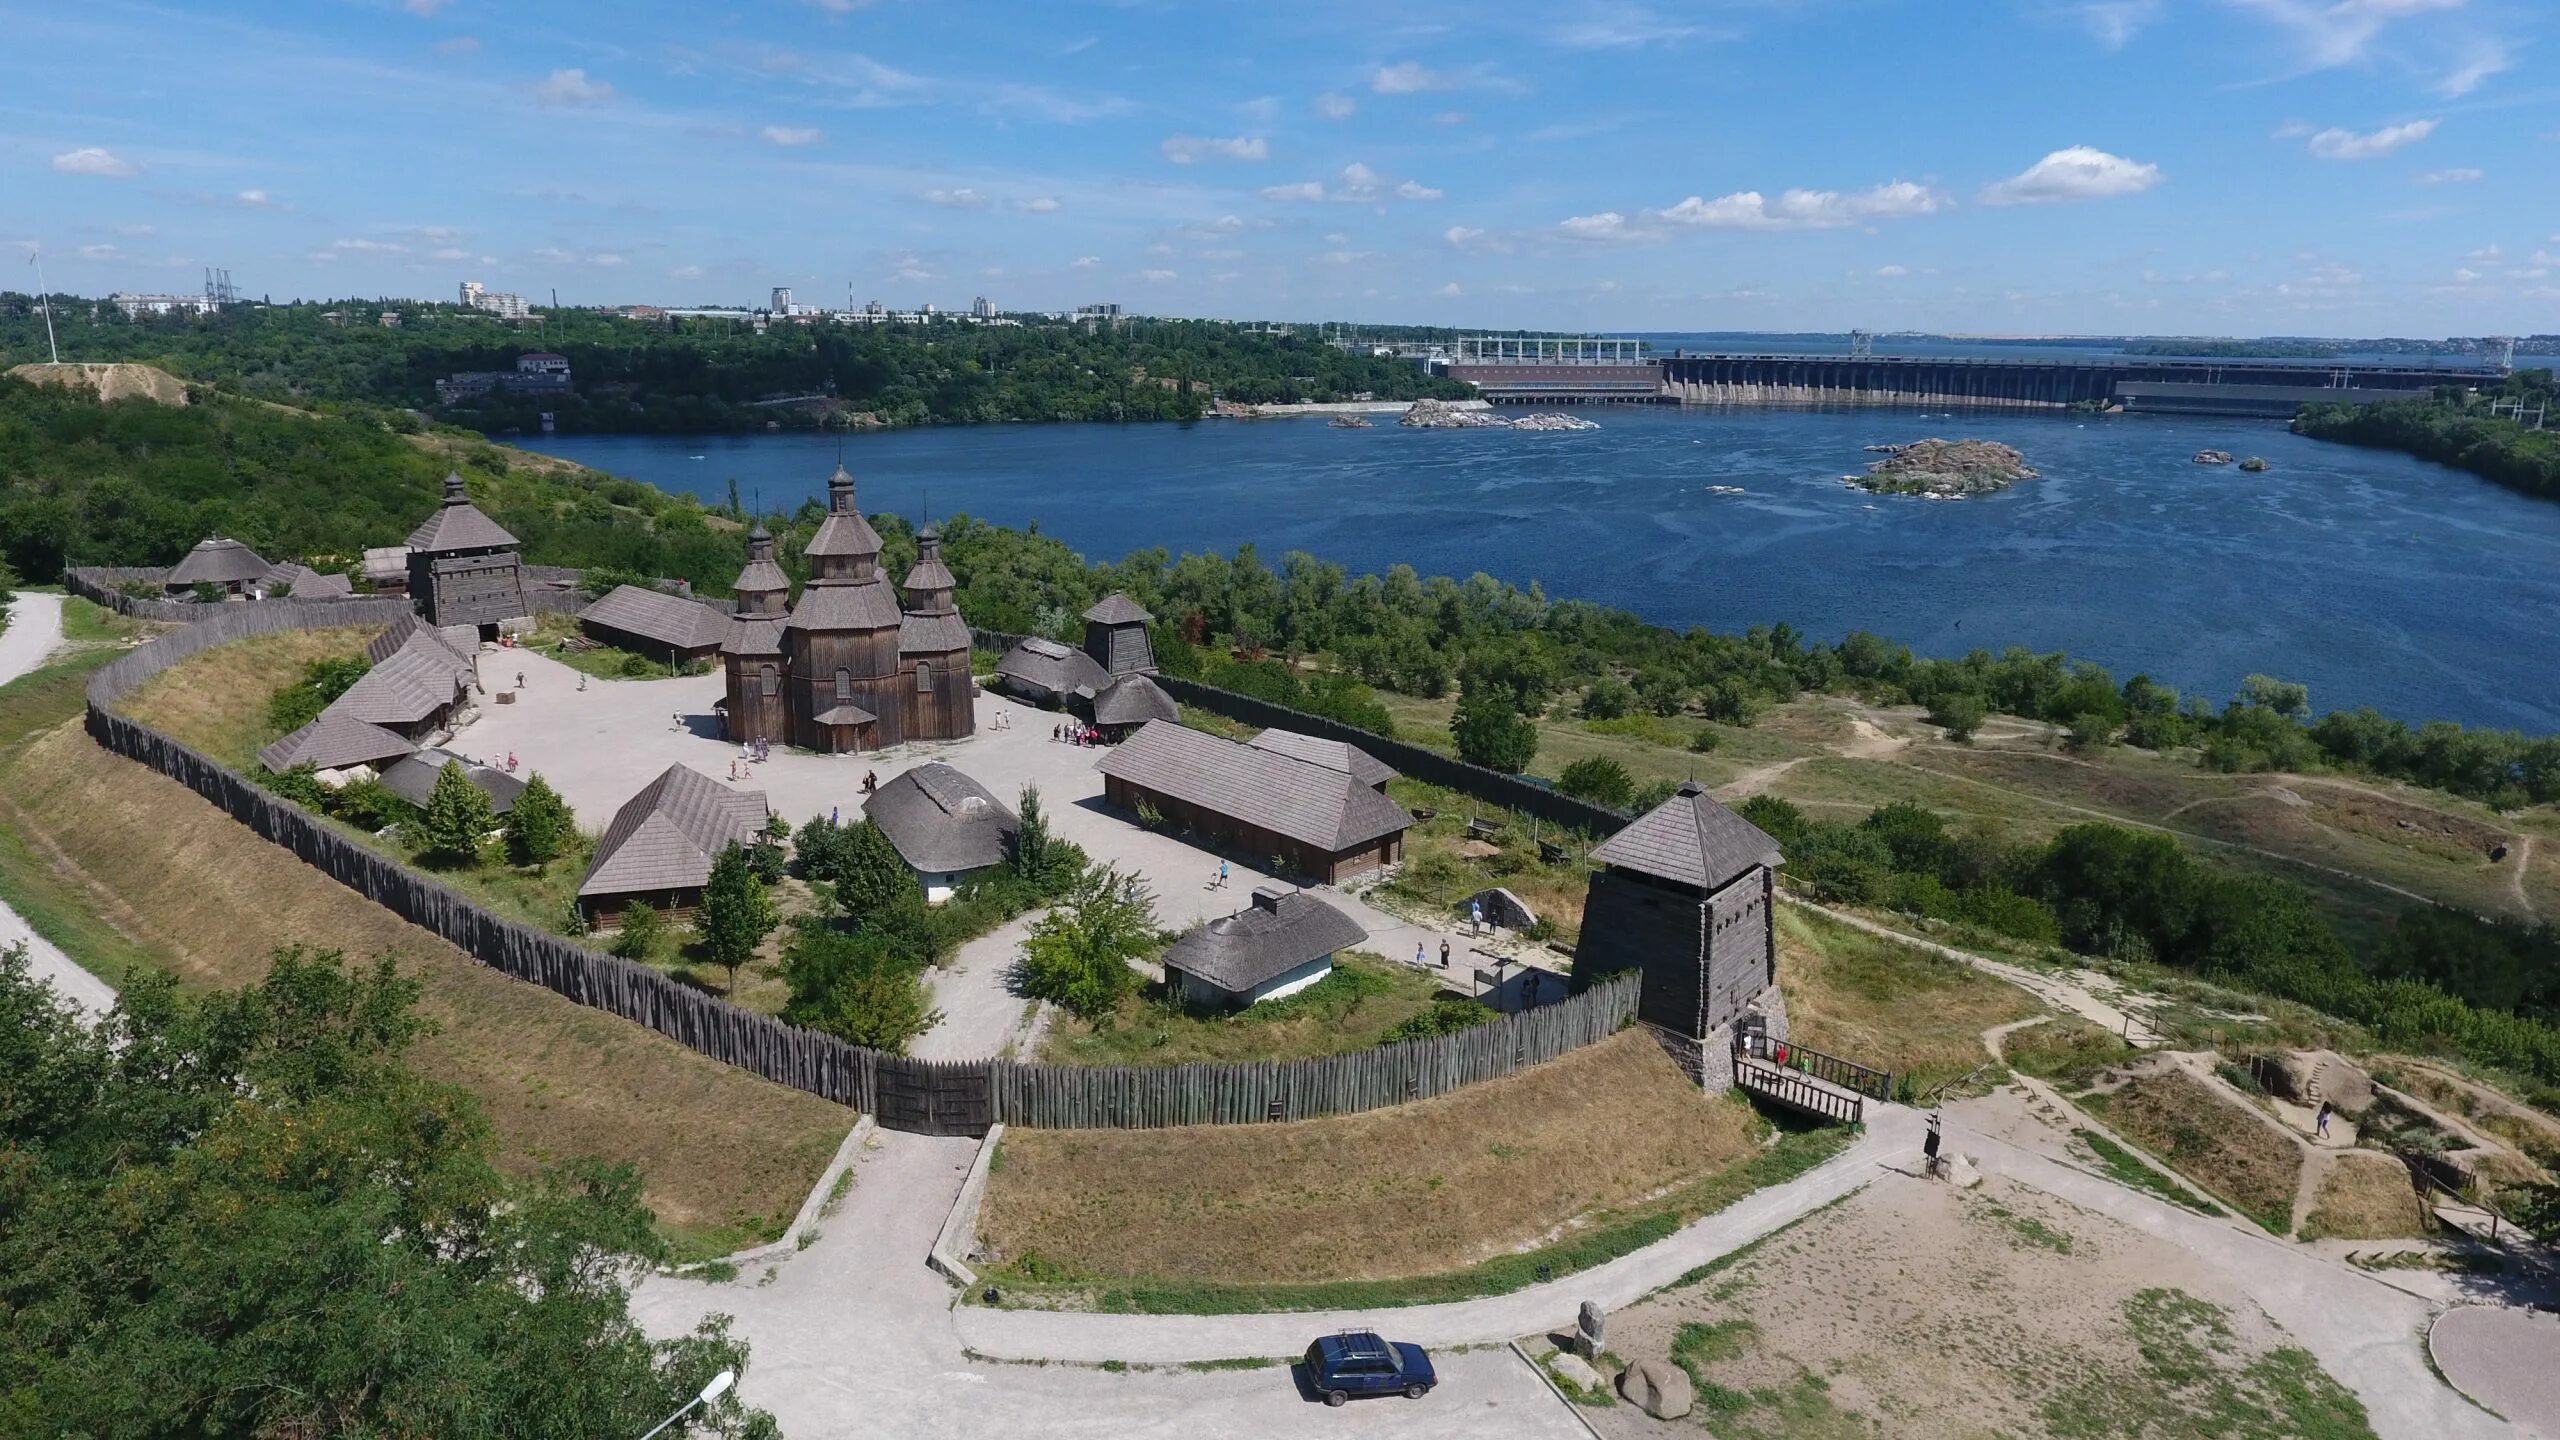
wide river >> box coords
[525,407,2560,733]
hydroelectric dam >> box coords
[1430,339,2493,418]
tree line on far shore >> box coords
[2294,372,2560,504]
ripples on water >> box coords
[524,407,2560,732]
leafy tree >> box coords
[1016,865,1158,1019]
[2241,673,2310,718]
[504,772,576,867]
[1628,777,1685,813]
[0,944,776,1439]
[1011,783,1057,883]
[1452,688,1539,773]
[748,813,791,884]
[792,814,851,883]
[612,900,663,961]
[836,818,919,924]
[1633,666,1690,718]
[780,925,942,1053]
[1735,794,1808,850]
[697,842,778,993]
[1927,692,1987,743]
[1578,676,1635,721]
[265,654,371,734]
[1557,756,1636,809]
[419,760,494,865]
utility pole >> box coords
[30,244,59,364]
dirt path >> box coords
[2512,834,2539,921]
[0,593,117,1016]
[1786,895,2167,1046]
[1713,755,1809,800]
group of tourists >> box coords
[727,736,772,781]
[1052,721,1100,747]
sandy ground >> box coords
[1584,1170,2297,1440]
[449,650,1523,1057]
[0,592,116,1015]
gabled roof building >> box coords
[166,537,271,596]
[259,560,355,600]
[256,709,416,777]
[331,617,478,738]
[1576,780,1784,1044]
[1089,672,1180,737]
[378,751,528,814]
[577,763,769,924]
[1163,887,1368,1009]
[863,762,1018,903]
[577,584,730,663]
[994,636,1110,706]
[1096,721,1412,883]
[1081,592,1156,677]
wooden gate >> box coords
[873,1057,995,1137]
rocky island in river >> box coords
[1845,438,2038,498]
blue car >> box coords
[1303,1331,1437,1406]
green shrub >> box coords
[1556,757,1636,809]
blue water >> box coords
[523,408,2560,733]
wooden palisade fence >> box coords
[85,604,1643,1137]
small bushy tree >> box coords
[503,773,575,867]
[612,900,663,960]
[1927,692,1987,743]
[697,842,778,993]
[781,926,941,1053]
[1452,689,1538,773]
[836,819,917,923]
[419,761,494,865]
[1557,756,1636,810]
[1578,676,1635,721]
[1016,865,1157,1020]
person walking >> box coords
[2316,1100,2333,1140]
[1470,899,1485,937]
[515,670,526,691]
[1439,938,1451,969]
[1415,941,1427,969]
[1217,859,1229,890]
[1523,969,1542,1008]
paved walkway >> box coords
[2430,1305,2560,1435]
[0,592,116,1016]
[630,1126,1586,1438]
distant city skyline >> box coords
[4,0,2555,335]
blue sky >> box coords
[5,0,2556,335]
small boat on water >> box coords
[1328,415,1372,429]
[1703,484,1747,496]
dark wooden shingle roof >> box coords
[787,577,906,632]
[378,750,528,813]
[261,561,354,599]
[1247,728,1397,788]
[334,621,476,727]
[1589,780,1782,892]
[256,710,417,774]
[864,763,1018,874]
[579,584,731,652]
[1082,592,1153,625]
[1163,888,1367,994]
[996,636,1111,697]
[803,465,884,558]
[579,764,767,899]
[1096,721,1413,852]
[406,472,519,553]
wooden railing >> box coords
[1737,1031,1893,1101]
[1733,1053,1865,1126]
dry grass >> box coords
[1775,905,2044,1096]
[978,1029,1757,1286]
[2088,1067,2303,1233]
[116,625,378,768]
[2303,1151,2430,1240]
[0,718,849,1258]
[1036,952,1453,1066]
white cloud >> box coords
[52,147,140,178]
[1372,62,1444,93]
[2304,118,2437,160]
[919,187,991,209]
[236,188,279,209]
[534,68,614,107]
[1980,146,2161,204]
[1875,264,1910,277]
[1161,134,1267,164]
[1558,211,1647,242]
[114,224,156,238]
[1656,180,1946,229]
[331,237,407,254]
[2077,0,2161,49]
[1013,196,1062,213]
[1337,163,1384,198]
[431,247,470,261]
[1238,96,1280,123]
[2416,167,2483,184]
[1259,181,1327,202]
[1395,179,1445,201]
[1264,165,1439,204]
[1555,4,1699,49]
[1140,268,1178,282]
[1316,91,1357,120]
[1436,281,1462,297]
[1070,255,1102,268]
[669,264,704,279]
[761,125,823,147]
[2231,0,2466,75]
[591,253,625,267]
[435,36,480,56]
[2452,266,2482,283]
[2434,37,2513,96]
[76,244,120,261]
[2466,243,2501,262]
[1444,226,1484,247]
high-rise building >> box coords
[771,286,795,315]
[458,280,532,319]
[971,295,996,319]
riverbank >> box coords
[2295,391,2559,504]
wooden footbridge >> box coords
[1733,1033,1892,1126]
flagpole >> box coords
[30,245,59,365]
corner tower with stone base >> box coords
[1575,781,1787,1074]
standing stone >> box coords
[1575,1300,1607,1361]
[1620,1358,1694,1419]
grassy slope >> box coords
[2082,1069,2302,1235]
[977,1029,1852,1309]
[118,626,378,767]
[0,627,846,1259]
[1775,905,2046,1096]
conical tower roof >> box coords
[803,464,883,559]
[902,521,957,594]
[405,470,518,553]
[731,520,790,603]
